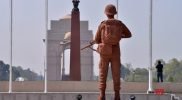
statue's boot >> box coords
[98,96,105,100]
[114,91,120,100]
[98,91,105,100]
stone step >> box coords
[0,92,173,100]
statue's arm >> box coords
[121,22,132,38]
[94,24,102,44]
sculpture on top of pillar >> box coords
[72,0,80,11]
[70,0,81,81]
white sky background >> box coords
[0,0,182,75]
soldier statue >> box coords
[92,4,132,100]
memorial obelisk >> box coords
[70,0,81,81]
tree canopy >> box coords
[123,58,182,82]
[0,60,43,81]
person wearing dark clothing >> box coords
[156,60,163,82]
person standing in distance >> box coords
[92,4,132,100]
[156,60,164,82]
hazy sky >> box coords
[0,0,182,75]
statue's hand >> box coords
[90,40,96,45]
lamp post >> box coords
[44,0,48,93]
[9,0,13,93]
[116,0,119,19]
[147,0,154,93]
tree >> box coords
[0,60,42,81]
[107,64,131,80]
[121,64,131,80]
[167,76,174,82]
[125,67,148,82]
[0,61,9,81]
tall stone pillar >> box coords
[70,0,81,81]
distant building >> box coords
[47,14,94,81]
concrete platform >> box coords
[0,81,182,93]
[0,81,181,100]
[0,92,174,100]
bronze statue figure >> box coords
[93,4,132,100]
